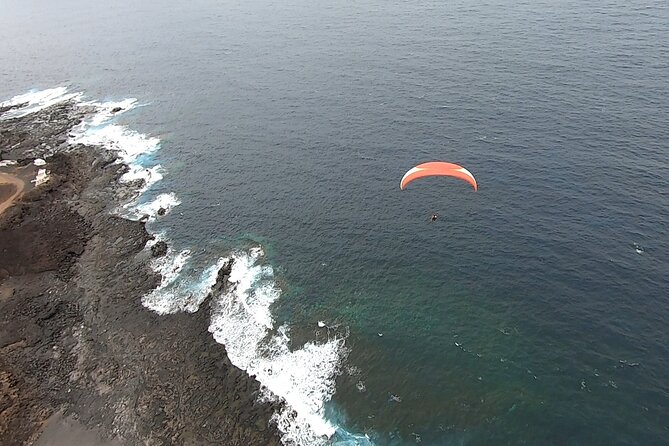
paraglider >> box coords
[400,162,478,191]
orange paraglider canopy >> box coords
[400,162,478,191]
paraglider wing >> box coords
[400,162,478,191]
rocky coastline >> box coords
[0,101,281,445]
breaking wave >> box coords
[122,192,181,222]
[209,247,349,445]
[0,86,82,120]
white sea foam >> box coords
[142,242,227,314]
[123,192,180,221]
[0,160,18,167]
[34,158,46,166]
[181,258,229,313]
[64,95,165,211]
[0,86,82,120]
[120,164,164,192]
[141,244,192,314]
[70,124,160,165]
[209,247,347,446]
[82,98,139,126]
[67,95,160,202]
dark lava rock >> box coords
[150,241,168,258]
[110,107,123,113]
[209,258,234,296]
[0,102,27,116]
[156,207,166,216]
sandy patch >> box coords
[0,173,24,215]
[34,412,122,446]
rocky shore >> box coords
[0,101,281,445]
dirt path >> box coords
[0,173,24,215]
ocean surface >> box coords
[2,0,668,444]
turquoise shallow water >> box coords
[2,0,668,444]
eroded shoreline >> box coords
[0,100,281,445]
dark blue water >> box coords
[2,0,668,444]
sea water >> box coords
[1,0,668,444]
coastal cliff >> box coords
[0,101,281,445]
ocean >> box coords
[1,0,668,444]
